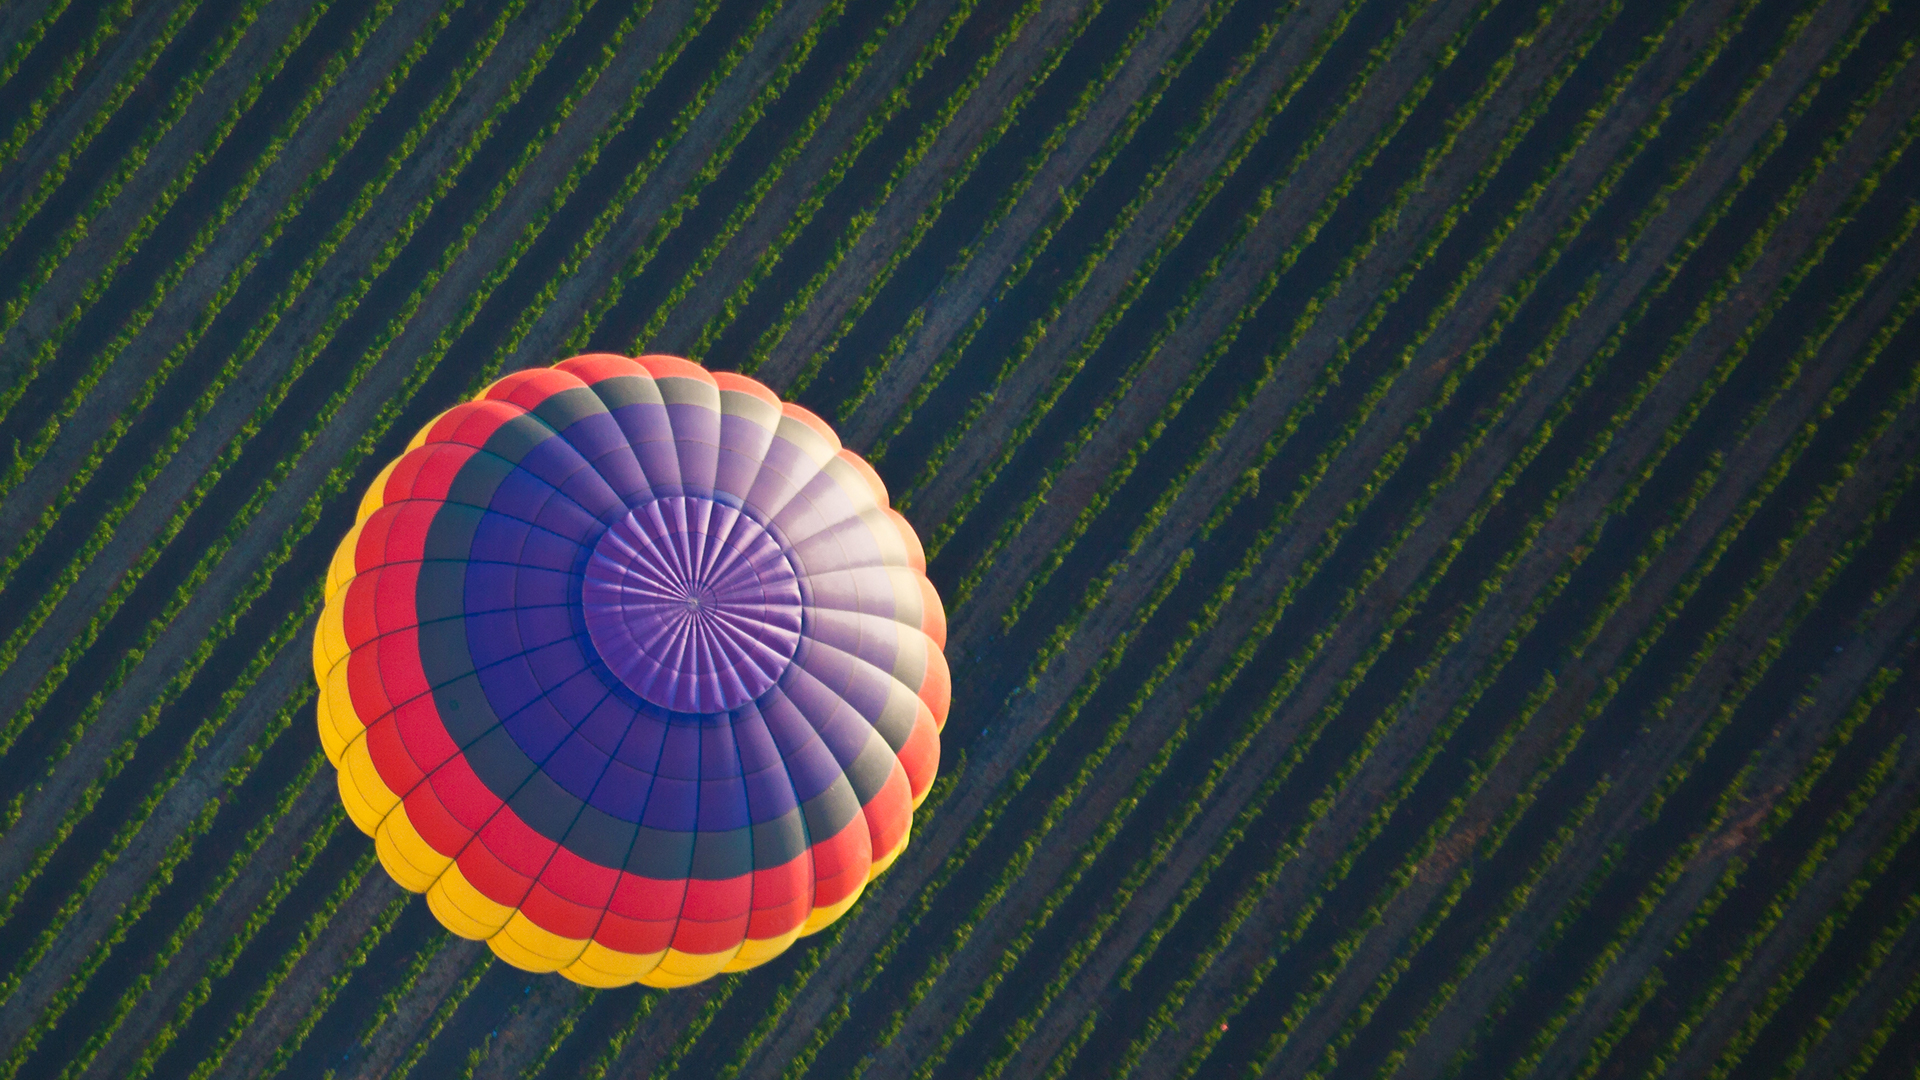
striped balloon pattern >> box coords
[315,354,948,987]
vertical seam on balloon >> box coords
[502,678,622,964]
[417,564,637,927]
[658,721,705,967]
[574,362,663,509]
[596,699,671,973]
[730,701,758,955]
[398,477,556,905]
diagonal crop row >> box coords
[1088,9,1902,1069]
[932,0,1385,605]
[974,0,1615,629]
[0,587,339,1036]
[625,0,918,351]
[1434,221,1920,1080]
[19,701,327,1080]
[1759,861,1920,1079]
[774,0,1170,399]
[891,0,1467,525]
[179,852,391,1080]
[450,0,787,386]
[860,0,1392,472]
[0,0,334,504]
[822,0,1197,417]
[1251,390,1919,1080]
[733,0,1620,1068]
[0,0,145,255]
[726,0,1050,381]
[0,0,546,909]
[0,0,74,92]
[1246,135,1920,1080]
[1698,686,1920,1080]
[679,0,994,366]
[1489,450,1920,1080]
[0,0,440,717]
[943,10,1727,1067]
[1599,723,1920,1080]
[1336,210,1920,1080]
[553,0,836,347]
[880,7,1633,1074]
[0,0,211,367]
[124,796,350,1080]
[0,0,282,437]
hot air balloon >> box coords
[314,354,948,987]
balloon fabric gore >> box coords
[314,354,949,987]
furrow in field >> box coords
[1773,876,1920,1079]
[96,771,343,1080]
[1666,680,1920,1079]
[477,0,890,377]
[1692,707,1920,1080]
[732,0,1100,389]
[992,5,1880,1066]
[1486,441,1920,1080]
[821,0,1254,443]
[0,635,317,1063]
[896,0,1489,528]
[1245,106,1920,1080]
[78,765,341,1079]
[0,0,169,245]
[460,977,587,1080]
[1244,361,1920,1080]
[723,2,1527,1073]
[1539,676,1920,1080]
[1095,11,1890,1054]
[0,0,65,89]
[327,937,486,1080]
[0,0,574,894]
[574,987,723,1080]
[21,724,332,1080]
[853,5,1628,1077]
[1110,22,1919,1078]
[380,949,492,1080]
[196,868,405,1080]
[0,0,325,503]
[0,0,445,554]
[631,0,970,354]
[0,0,313,439]
[943,0,1631,642]
[1273,223,1920,1080]
[1381,73,1920,1080]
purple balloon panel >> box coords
[583,495,804,714]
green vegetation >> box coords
[0,0,1915,1078]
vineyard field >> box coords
[0,0,1916,1078]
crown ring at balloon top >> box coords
[314,354,948,988]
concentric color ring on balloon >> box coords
[314,354,949,988]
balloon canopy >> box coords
[314,354,948,987]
